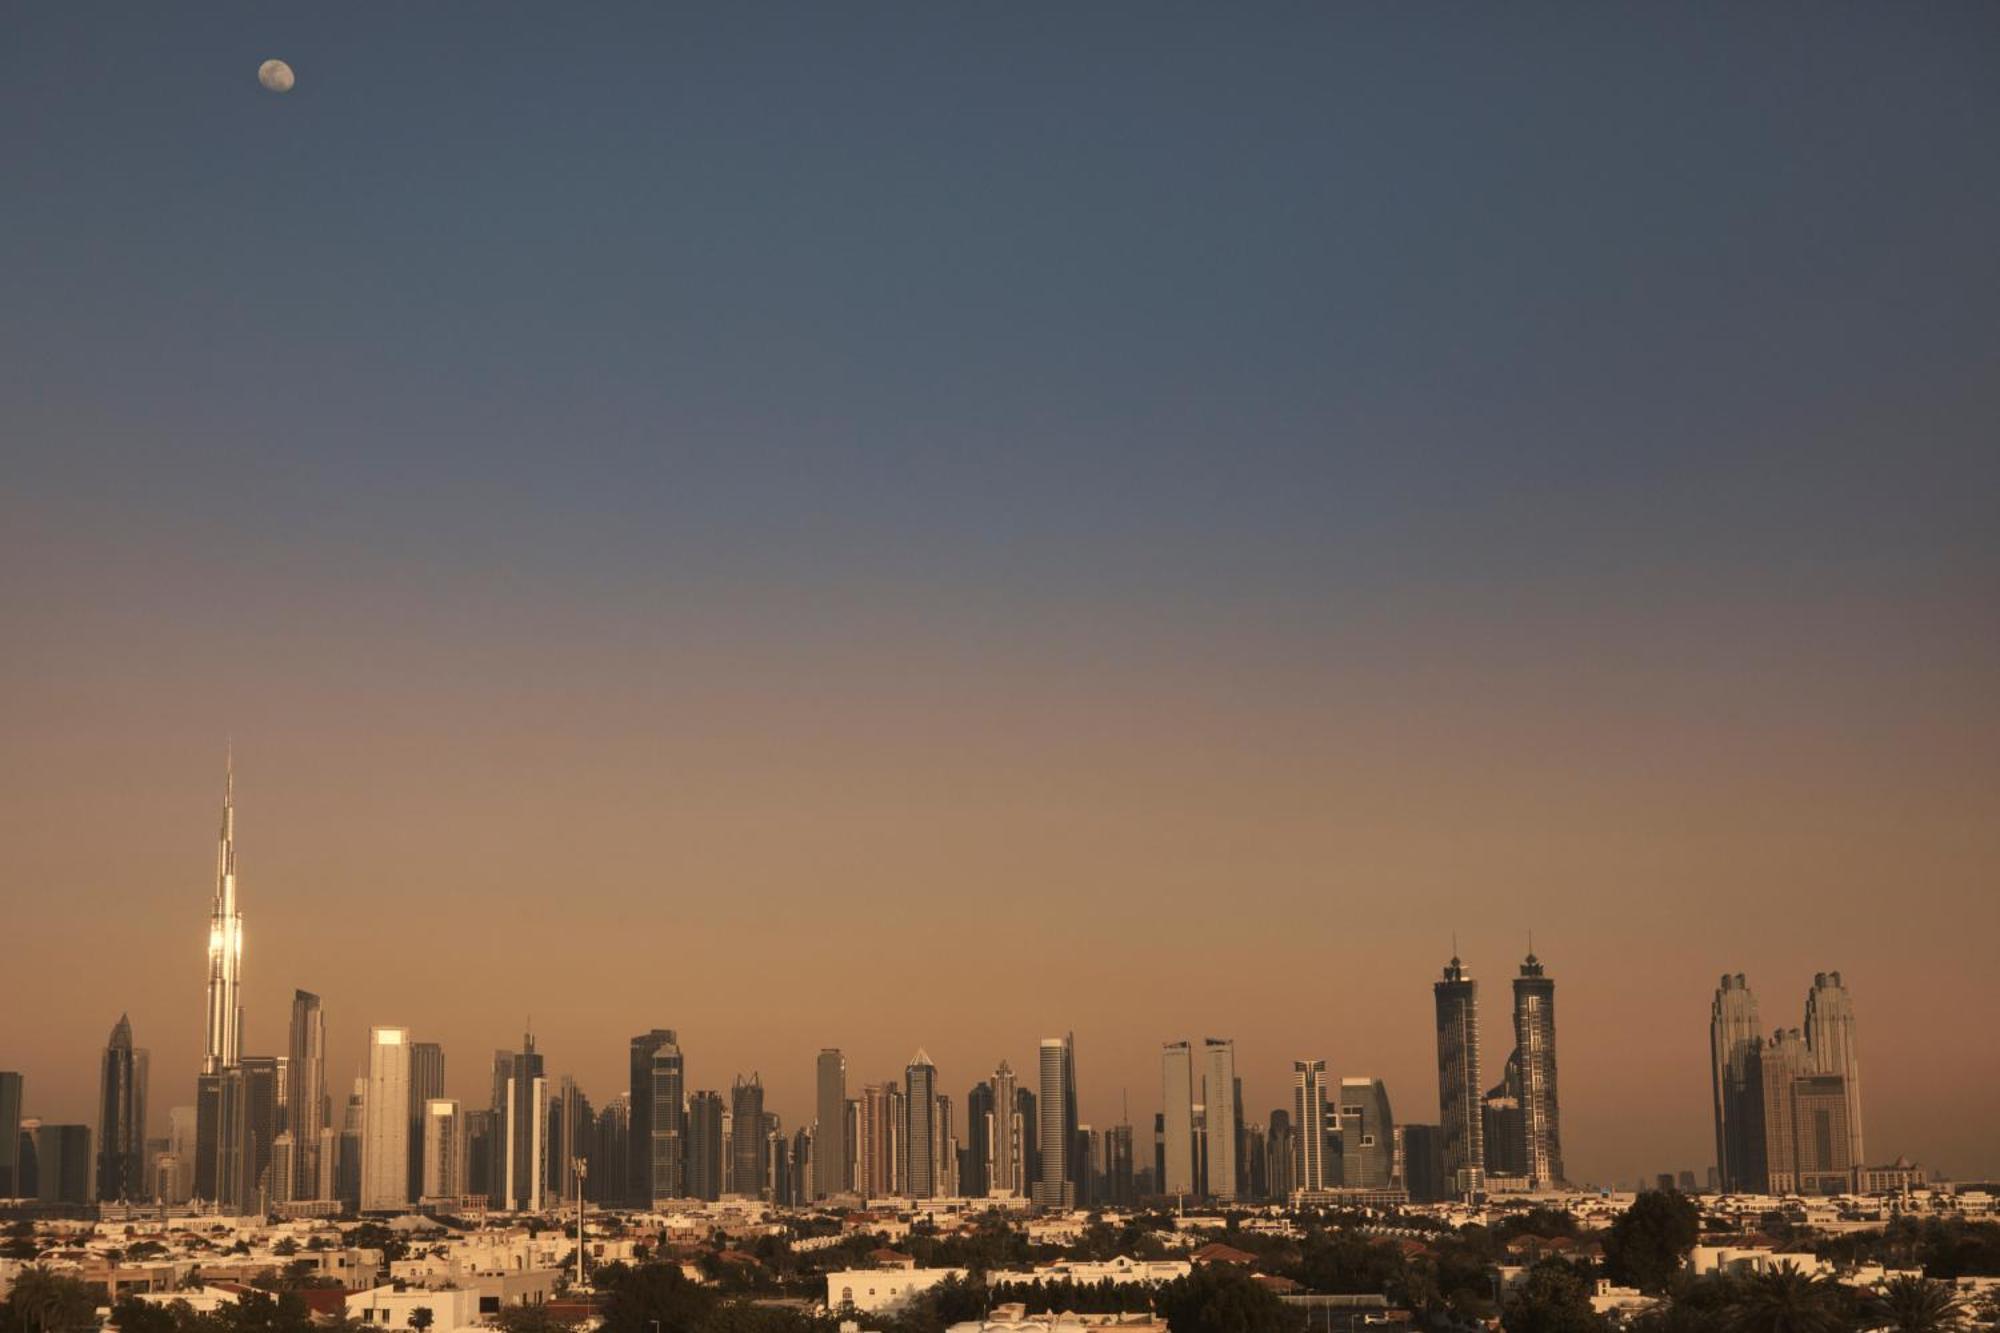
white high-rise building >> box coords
[1203,1038,1238,1202]
[1161,1041,1196,1196]
[361,1027,411,1212]
[203,756,244,1075]
[422,1098,465,1200]
[987,1059,1020,1197]
[1803,971,1864,1173]
[1292,1059,1328,1192]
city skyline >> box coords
[4,4,1998,1194]
[0,760,1982,1193]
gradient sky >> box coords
[3,5,1998,1187]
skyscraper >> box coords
[503,1034,547,1211]
[1161,1041,1196,1196]
[905,1052,938,1199]
[195,757,245,1204]
[1267,1107,1296,1199]
[589,1096,629,1205]
[1434,954,1484,1197]
[1759,1026,1808,1195]
[989,1060,1021,1197]
[1511,952,1563,1188]
[422,1099,465,1200]
[286,990,328,1201]
[35,1125,91,1206]
[361,1027,411,1211]
[1032,1034,1075,1208]
[648,1038,686,1203]
[408,1042,444,1205]
[1803,971,1864,1172]
[1337,1078,1394,1189]
[1202,1039,1238,1202]
[964,1080,993,1198]
[814,1049,847,1201]
[203,756,244,1076]
[1710,973,1764,1193]
[1105,1122,1135,1206]
[96,1014,148,1202]
[686,1090,724,1201]
[0,1072,23,1199]
[1291,1060,1327,1193]
[628,1029,677,1207]
[730,1074,767,1199]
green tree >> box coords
[1152,1263,1292,1333]
[598,1260,717,1333]
[108,1299,181,1333]
[1604,1192,1701,1294]
[1721,1263,1856,1333]
[408,1309,435,1333]
[2,1267,98,1333]
[1501,1260,1607,1333]
[1865,1275,1966,1332]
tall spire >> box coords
[202,750,245,1074]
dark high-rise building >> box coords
[964,1080,993,1198]
[1243,1122,1267,1201]
[814,1049,847,1201]
[336,1078,364,1207]
[236,1055,281,1212]
[1106,1122,1136,1206]
[408,1042,444,1204]
[686,1090,724,1201]
[588,1097,629,1204]
[552,1077,593,1203]
[730,1075,766,1199]
[1151,1111,1165,1198]
[1434,954,1484,1197]
[36,1124,91,1206]
[905,1053,938,1199]
[1266,1109,1295,1200]
[0,1072,21,1198]
[97,1014,149,1202]
[1018,1086,1039,1191]
[465,1109,497,1207]
[648,1040,686,1203]
[628,1030,678,1207]
[1482,1055,1526,1180]
[1398,1123,1447,1204]
[286,991,328,1201]
[1710,973,1764,1193]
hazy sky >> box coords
[3,5,1998,1187]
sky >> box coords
[2,4,1998,1188]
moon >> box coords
[257,59,295,93]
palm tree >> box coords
[5,1266,97,1333]
[1723,1261,1853,1333]
[1867,1275,1965,1332]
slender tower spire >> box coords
[202,751,244,1074]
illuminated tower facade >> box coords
[1512,952,1563,1188]
[1433,954,1484,1197]
[204,757,244,1075]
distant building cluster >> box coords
[0,760,1927,1218]
[1710,970,1871,1196]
